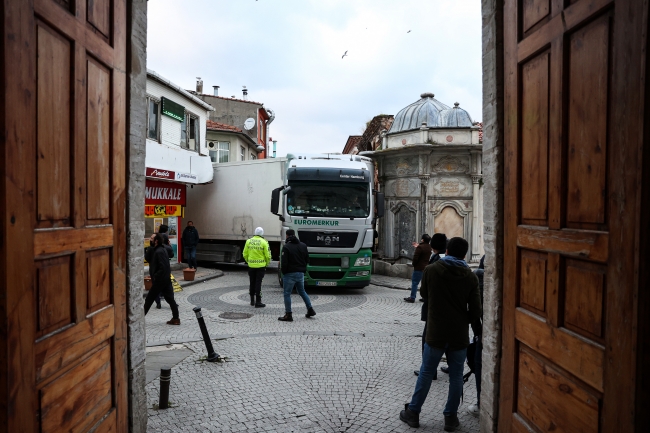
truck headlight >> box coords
[354,257,371,267]
[341,257,349,268]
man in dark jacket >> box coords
[414,233,447,377]
[400,237,481,431]
[182,221,199,270]
[144,233,181,325]
[153,225,175,309]
[404,234,432,302]
[278,229,316,322]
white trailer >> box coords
[184,158,286,263]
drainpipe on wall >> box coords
[265,108,275,158]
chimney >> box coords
[242,86,248,100]
[196,77,203,94]
[212,85,220,96]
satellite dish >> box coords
[244,118,256,130]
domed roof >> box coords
[388,93,474,134]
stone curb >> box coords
[370,279,410,291]
[177,270,224,288]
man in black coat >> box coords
[278,229,316,322]
[144,233,181,325]
[400,237,481,431]
[182,221,200,270]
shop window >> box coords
[146,97,160,141]
[181,112,199,151]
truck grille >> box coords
[309,257,341,267]
[308,271,346,280]
[298,231,358,248]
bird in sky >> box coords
[342,50,348,59]
[407,30,411,33]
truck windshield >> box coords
[286,181,370,218]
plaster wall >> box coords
[480,0,505,431]
[198,94,262,143]
[126,0,148,431]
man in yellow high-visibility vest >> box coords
[243,227,271,308]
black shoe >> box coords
[278,313,293,322]
[255,295,265,308]
[441,366,449,374]
[414,370,419,376]
[156,303,161,309]
[404,297,415,303]
[399,403,420,428]
[250,295,255,306]
[306,307,316,318]
[444,414,460,432]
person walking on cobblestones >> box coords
[144,233,181,325]
[414,232,447,377]
[467,254,485,417]
[278,229,316,322]
[400,237,481,431]
[243,227,271,308]
[404,234,432,303]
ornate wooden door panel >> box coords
[500,0,646,432]
[2,0,128,431]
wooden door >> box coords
[500,0,647,432]
[1,0,128,431]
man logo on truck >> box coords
[317,235,339,245]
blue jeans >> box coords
[410,270,423,299]
[184,246,197,269]
[282,272,312,313]
[409,343,467,416]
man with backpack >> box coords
[278,229,316,322]
[400,237,481,432]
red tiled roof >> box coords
[206,120,242,133]
[188,91,264,106]
[343,135,363,154]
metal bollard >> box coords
[193,306,220,362]
[159,367,171,409]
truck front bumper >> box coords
[303,249,372,288]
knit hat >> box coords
[430,233,448,251]
[255,227,264,236]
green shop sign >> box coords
[161,97,185,121]
[294,219,339,226]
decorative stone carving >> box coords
[395,204,416,258]
[429,200,470,217]
[388,178,420,197]
[431,177,470,197]
[384,156,418,177]
[431,155,470,174]
[471,175,482,184]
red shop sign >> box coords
[146,167,175,180]
[145,179,186,205]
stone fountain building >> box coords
[363,92,484,264]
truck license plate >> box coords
[316,281,337,286]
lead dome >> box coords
[388,93,474,134]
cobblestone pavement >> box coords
[145,267,479,432]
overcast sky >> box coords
[147,0,482,156]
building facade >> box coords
[145,70,214,261]
[365,93,483,263]
[191,82,274,158]
[206,120,263,164]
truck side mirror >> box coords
[376,192,385,218]
[271,187,281,215]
